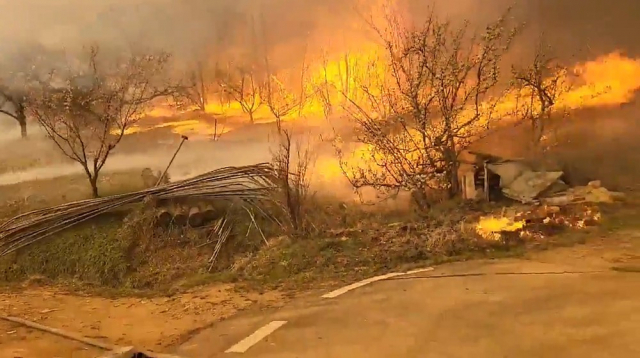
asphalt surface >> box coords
[178,259,640,358]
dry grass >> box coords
[0,189,637,294]
[224,199,505,289]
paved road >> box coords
[178,258,640,358]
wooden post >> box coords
[156,135,188,186]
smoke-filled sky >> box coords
[1,0,639,69]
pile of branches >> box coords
[0,163,279,257]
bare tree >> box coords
[174,61,210,113]
[262,75,298,132]
[173,61,229,141]
[27,46,174,197]
[512,42,571,157]
[313,52,366,120]
[314,55,334,119]
[262,53,310,132]
[0,43,64,139]
[216,65,262,124]
[339,8,520,201]
[271,128,314,232]
[0,89,28,138]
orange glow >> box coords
[309,52,640,183]
[560,52,640,108]
[145,51,640,132]
[125,49,640,186]
[116,119,232,138]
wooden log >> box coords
[155,209,173,228]
[188,206,204,227]
[173,204,189,227]
[0,315,118,351]
[201,203,218,222]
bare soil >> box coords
[0,284,286,357]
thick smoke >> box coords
[0,0,637,70]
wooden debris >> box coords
[0,163,278,256]
[0,315,117,351]
[187,206,204,227]
[173,204,189,227]
[202,203,218,221]
[155,209,173,228]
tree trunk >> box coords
[248,111,254,124]
[445,137,460,198]
[19,121,27,139]
[16,113,27,139]
[89,176,99,198]
[448,164,459,199]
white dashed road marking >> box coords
[225,320,288,353]
[225,267,435,353]
[321,267,435,298]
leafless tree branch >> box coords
[26,45,175,197]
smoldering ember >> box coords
[0,1,639,357]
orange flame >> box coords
[129,51,640,167]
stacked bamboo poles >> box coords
[0,163,278,257]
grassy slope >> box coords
[0,156,638,296]
[2,193,638,295]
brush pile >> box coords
[0,163,279,257]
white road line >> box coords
[225,320,288,354]
[321,272,405,298]
[405,267,435,275]
[321,267,435,298]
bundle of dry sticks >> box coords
[0,163,278,257]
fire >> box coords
[560,52,640,108]
[126,50,640,173]
[476,216,525,241]
[115,119,232,138]
[474,203,603,242]
[458,52,640,127]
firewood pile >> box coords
[154,201,224,228]
[0,163,278,257]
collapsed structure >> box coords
[458,151,624,205]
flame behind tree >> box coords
[512,42,572,157]
[27,46,174,197]
[263,75,299,132]
[173,61,229,140]
[339,7,521,201]
[262,54,311,132]
[216,65,263,124]
[174,61,210,113]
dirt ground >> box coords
[0,284,286,357]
